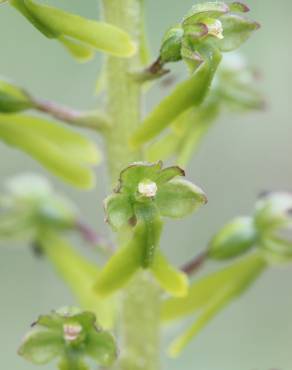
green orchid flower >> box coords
[95,161,207,298]
[0,174,78,240]
[18,307,117,370]
[160,1,259,70]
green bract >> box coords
[9,0,136,60]
[0,114,101,188]
[95,161,206,297]
[0,79,34,113]
[18,307,117,369]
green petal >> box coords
[0,79,33,113]
[10,0,136,58]
[86,330,117,366]
[208,216,257,260]
[155,166,185,185]
[151,252,189,297]
[104,193,134,231]
[130,50,221,148]
[18,328,63,365]
[216,14,260,52]
[156,178,207,218]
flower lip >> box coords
[63,323,82,342]
[205,19,224,39]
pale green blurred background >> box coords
[0,1,292,369]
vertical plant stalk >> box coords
[101,1,161,370]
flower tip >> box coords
[231,2,250,13]
[254,21,261,30]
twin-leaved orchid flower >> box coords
[18,307,117,370]
[95,161,207,297]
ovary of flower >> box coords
[63,324,82,342]
[207,19,224,39]
[138,180,158,198]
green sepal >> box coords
[85,330,117,367]
[208,216,257,260]
[182,2,229,26]
[151,251,189,297]
[229,2,250,13]
[0,79,34,113]
[10,0,136,59]
[130,48,221,147]
[160,25,184,64]
[215,14,260,52]
[18,328,63,365]
[156,178,207,218]
[164,254,267,356]
[104,193,134,231]
[118,161,162,193]
[0,114,100,189]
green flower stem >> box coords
[33,97,111,132]
[101,1,160,370]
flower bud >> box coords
[254,192,292,232]
[208,216,257,260]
